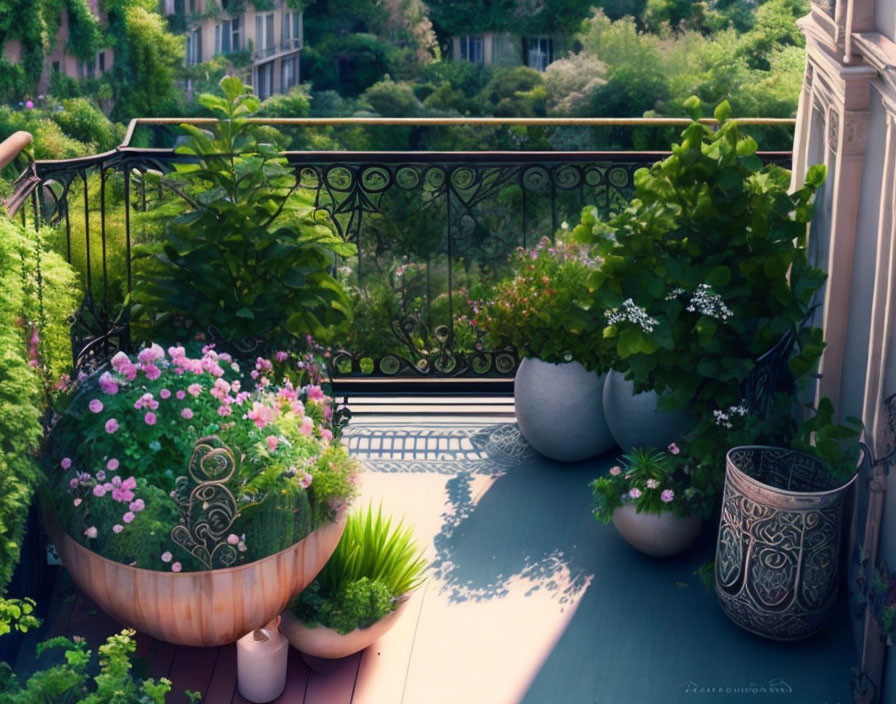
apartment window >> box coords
[52,61,60,74]
[256,61,274,99]
[215,17,240,54]
[78,59,94,80]
[525,37,553,71]
[282,11,301,49]
[256,13,275,56]
[98,51,105,74]
[185,27,202,65]
[459,35,483,63]
[281,55,298,91]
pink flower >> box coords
[73,498,82,507]
[181,407,194,420]
[106,458,119,471]
[96,470,106,481]
[129,499,145,513]
[111,351,130,371]
[137,344,164,364]
[668,443,680,455]
[112,524,123,534]
[88,398,103,413]
[661,489,675,503]
[160,388,171,399]
[176,389,186,400]
[99,372,119,395]
[171,562,182,573]
[61,457,72,470]
[142,363,161,381]
[93,484,107,497]
[161,551,172,563]
[300,472,313,489]
[275,351,288,362]
[628,488,642,499]
[227,534,240,545]
[255,357,273,373]
[84,526,98,539]
[105,418,119,434]
[217,405,232,417]
[266,435,279,452]
[321,428,333,441]
[122,511,135,524]
[609,466,621,477]
[299,417,314,436]
[305,385,325,402]
[144,412,156,426]
[187,383,202,397]
[646,479,659,489]
[69,478,79,489]
[247,402,276,428]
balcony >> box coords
[0,116,877,703]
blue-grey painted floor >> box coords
[347,419,857,704]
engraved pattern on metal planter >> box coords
[715,446,855,640]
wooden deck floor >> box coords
[11,416,859,704]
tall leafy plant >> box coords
[132,76,355,347]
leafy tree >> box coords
[363,77,423,117]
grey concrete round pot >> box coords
[611,504,702,557]
[514,357,614,462]
[602,370,693,453]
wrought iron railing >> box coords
[7,117,794,389]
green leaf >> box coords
[713,100,731,123]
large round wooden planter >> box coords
[514,358,614,462]
[602,371,693,453]
[611,504,702,557]
[715,447,857,641]
[45,508,346,647]
[279,596,410,661]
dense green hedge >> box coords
[0,217,80,595]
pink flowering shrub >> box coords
[590,445,699,523]
[472,236,612,372]
[48,342,359,572]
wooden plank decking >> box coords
[9,416,859,704]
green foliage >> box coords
[590,446,696,523]
[50,99,124,152]
[0,597,40,637]
[0,629,184,703]
[791,397,863,483]
[427,0,594,37]
[0,217,78,596]
[131,76,356,346]
[257,85,312,118]
[65,0,103,60]
[474,236,611,372]
[362,77,423,117]
[305,33,403,98]
[292,505,427,634]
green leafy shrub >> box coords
[131,76,355,347]
[292,505,427,634]
[0,217,79,598]
[474,236,610,372]
[0,629,194,703]
[51,99,125,152]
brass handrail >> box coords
[0,131,32,170]
[122,116,796,148]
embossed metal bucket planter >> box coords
[715,446,857,641]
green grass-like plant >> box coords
[292,505,427,634]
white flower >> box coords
[686,284,733,321]
[606,299,659,334]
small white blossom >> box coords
[665,288,686,301]
[606,299,659,334]
[686,284,733,321]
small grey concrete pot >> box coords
[514,357,614,462]
[611,504,702,557]
[602,370,693,453]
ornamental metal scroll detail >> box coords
[715,447,852,640]
[170,435,241,569]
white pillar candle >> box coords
[236,617,289,703]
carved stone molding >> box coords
[842,110,870,155]
[828,109,841,151]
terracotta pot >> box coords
[716,446,857,640]
[611,503,702,557]
[514,357,614,462]
[44,508,345,647]
[602,371,693,453]
[280,596,410,660]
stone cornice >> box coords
[853,32,896,97]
